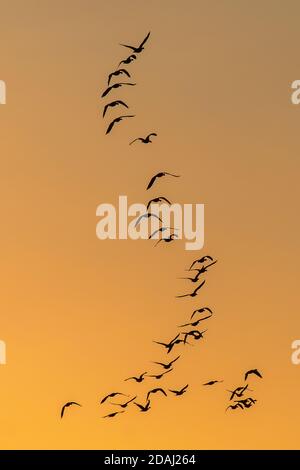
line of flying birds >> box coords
[60,31,263,421]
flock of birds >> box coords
[60,31,263,421]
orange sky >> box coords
[0,0,300,449]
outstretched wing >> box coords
[147,174,158,190]
[139,31,151,48]
[60,405,66,419]
[129,138,142,145]
[106,118,117,135]
[101,85,112,98]
[120,44,136,51]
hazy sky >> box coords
[0,0,300,449]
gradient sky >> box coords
[0,0,300,449]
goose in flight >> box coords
[147,368,173,380]
[169,384,189,396]
[111,396,137,408]
[179,314,212,328]
[203,380,223,386]
[118,54,137,67]
[100,392,128,405]
[147,197,171,210]
[108,68,131,85]
[146,388,167,401]
[155,233,178,247]
[134,212,162,227]
[120,32,151,53]
[147,172,180,190]
[190,307,213,320]
[134,400,151,412]
[125,372,147,383]
[60,402,81,419]
[244,369,263,381]
[130,133,157,145]
[106,115,135,135]
[103,100,129,118]
[176,280,206,298]
[149,227,176,239]
[226,403,244,412]
[227,385,250,400]
[152,356,180,370]
[189,256,214,270]
[102,411,125,418]
[101,82,136,98]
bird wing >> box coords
[100,395,109,404]
[101,86,112,98]
[181,384,189,392]
[102,104,109,118]
[170,356,180,365]
[120,44,136,51]
[106,119,117,134]
[134,213,147,226]
[107,72,113,86]
[60,405,66,419]
[120,69,131,78]
[148,133,157,138]
[165,173,180,177]
[124,377,135,381]
[194,280,206,294]
[117,100,129,108]
[134,402,144,410]
[129,138,141,145]
[139,31,151,48]
[147,174,158,190]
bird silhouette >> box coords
[134,399,151,412]
[102,411,125,418]
[155,233,178,247]
[181,261,218,282]
[176,280,206,298]
[103,100,129,118]
[101,82,136,98]
[130,133,157,145]
[60,402,81,419]
[146,197,171,210]
[190,307,213,320]
[125,372,147,383]
[149,227,176,239]
[226,403,244,412]
[169,384,189,396]
[203,380,223,386]
[146,388,167,401]
[134,212,162,227]
[234,398,257,409]
[189,256,214,270]
[106,115,135,135]
[153,334,180,353]
[147,172,180,190]
[100,392,128,405]
[111,396,137,408]
[227,385,250,400]
[183,329,206,343]
[120,32,151,53]
[152,356,180,370]
[118,54,137,67]
[147,368,173,380]
[179,314,212,328]
[244,369,263,381]
[108,69,131,85]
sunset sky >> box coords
[0,0,300,449]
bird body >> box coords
[203,380,223,386]
[134,400,151,412]
[155,233,177,247]
[102,411,125,418]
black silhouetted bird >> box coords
[190,307,213,320]
[147,172,180,190]
[108,69,131,85]
[146,388,167,401]
[176,280,206,298]
[155,234,178,247]
[147,369,173,380]
[183,329,206,343]
[179,314,212,328]
[125,372,147,383]
[60,402,81,419]
[149,227,176,239]
[130,133,157,145]
[103,100,129,118]
[244,369,263,381]
[226,403,244,412]
[111,396,137,408]
[182,261,218,282]
[135,212,162,227]
[153,334,180,353]
[118,54,137,67]
[189,256,214,270]
[134,400,151,412]
[101,82,136,98]
[106,115,135,134]
[120,32,151,53]
[147,197,171,210]
[152,356,180,370]
[234,398,257,408]
[100,392,128,404]
[169,384,189,396]
[203,380,223,386]
[102,411,125,418]
[227,385,250,400]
